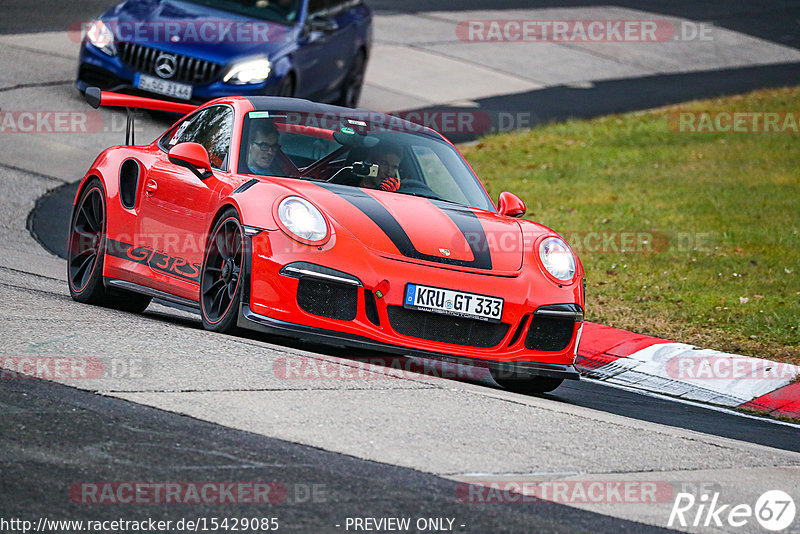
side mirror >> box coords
[497,192,526,218]
[168,142,213,180]
[309,15,339,34]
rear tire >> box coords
[67,178,152,313]
[67,179,108,305]
[200,209,244,334]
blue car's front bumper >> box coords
[76,42,280,102]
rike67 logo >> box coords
[668,490,796,531]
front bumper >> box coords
[238,304,580,381]
[236,229,583,381]
[76,42,279,102]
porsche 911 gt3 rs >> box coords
[68,87,585,393]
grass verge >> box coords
[461,87,800,365]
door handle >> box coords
[144,179,158,196]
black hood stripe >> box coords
[316,183,492,270]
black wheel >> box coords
[200,209,244,333]
[275,73,295,97]
[337,50,366,108]
[68,179,108,304]
[67,179,152,312]
[492,374,564,394]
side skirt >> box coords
[105,278,200,311]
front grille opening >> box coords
[78,64,122,89]
[387,306,509,348]
[364,289,380,326]
[525,316,575,352]
[507,314,530,347]
[297,279,357,321]
[118,42,222,84]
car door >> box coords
[137,105,235,299]
[293,0,353,101]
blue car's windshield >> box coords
[182,0,301,25]
[237,111,496,212]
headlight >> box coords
[277,197,329,244]
[539,237,576,281]
[223,59,271,85]
[86,20,115,56]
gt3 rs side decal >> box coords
[316,183,493,270]
[106,239,201,283]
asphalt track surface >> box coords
[4,2,800,533]
[26,178,800,452]
[3,378,677,533]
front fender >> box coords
[222,180,284,231]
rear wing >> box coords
[84,86,199,145]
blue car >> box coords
[76,0,372,106]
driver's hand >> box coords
[378,177,400,192]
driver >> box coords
[359,144,403,192]
[246,120,294,176]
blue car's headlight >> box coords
[539,237,576,282]
[223,59,272,84]
[86,20,116,56]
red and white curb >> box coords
[575,323,800,419]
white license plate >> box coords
[135,74,192,100]
[404,284,503,323]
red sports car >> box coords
[68,87,585,393]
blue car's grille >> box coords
[118,42,222,85]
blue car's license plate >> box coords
[135,74,192,101]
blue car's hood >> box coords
[101,0,296,65]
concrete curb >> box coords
[576,322,800,419]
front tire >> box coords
[337,50,366,108]
[275,73,295,97]
[492,374,564,394]
[200,209,244,333]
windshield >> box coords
[237,111,496,212]
[182,0,301,25]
